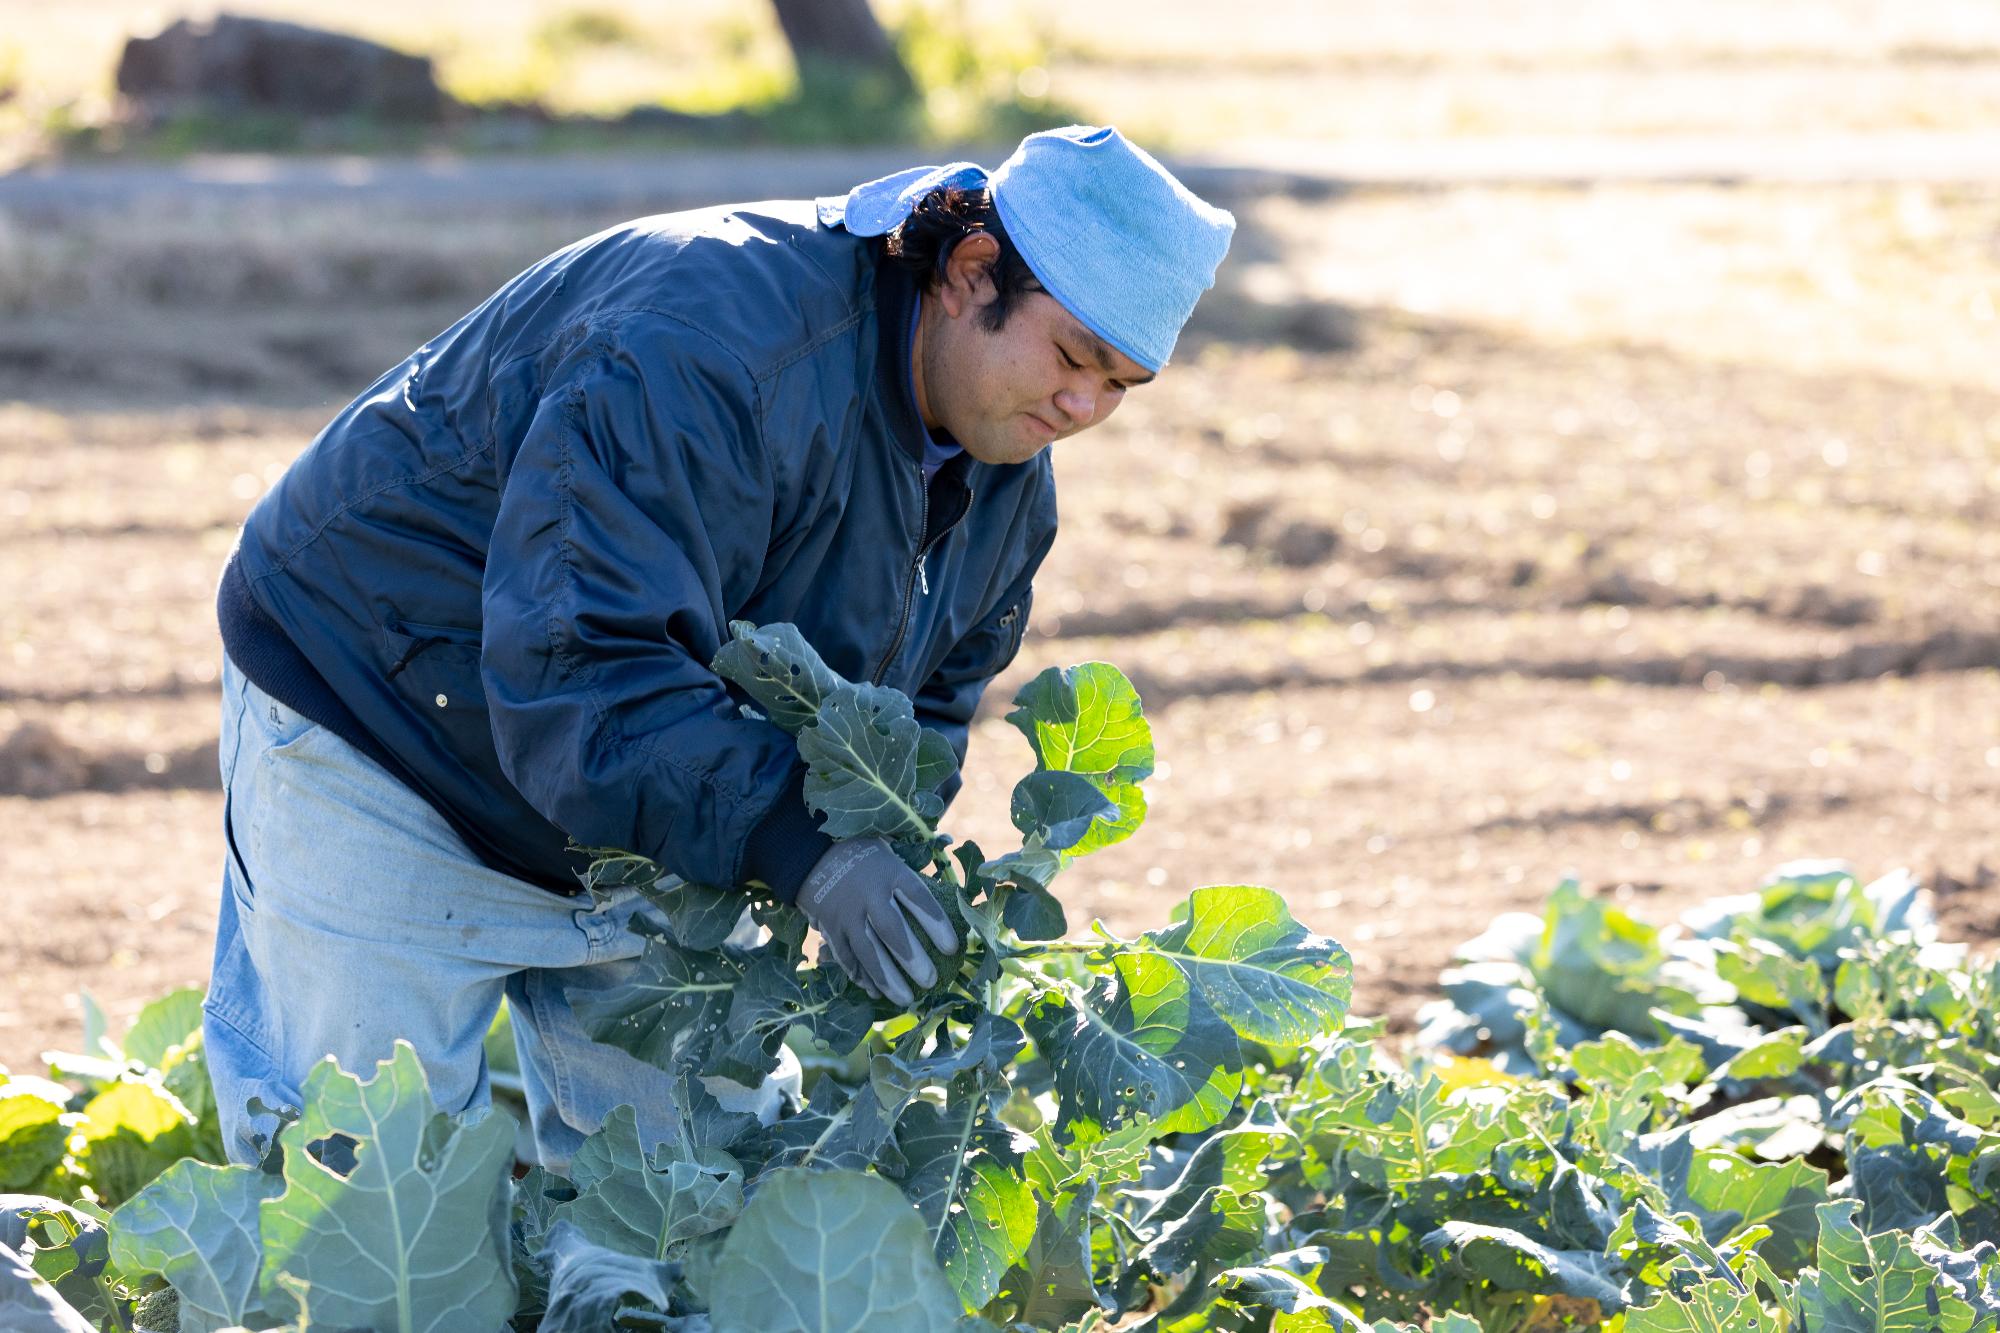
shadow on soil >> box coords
[0,724,219,798]
[1118,627,2000,710]
[1050,578,1884,642]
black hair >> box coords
[884,185,1043,333]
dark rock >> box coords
[0,721,88,798]
[1269,518,1340,567]
[116,14,447,121]
[1220,499,1339,568]
[1584,569,1642,605]
[1774,583,1878,627]
[1220,499,1274,550]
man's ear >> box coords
[937,231,1001,319]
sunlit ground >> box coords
[1,0,1996,1067]
[3,161,1996,1066]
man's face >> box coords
[916,236,1156,466]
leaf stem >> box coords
[798,1100,855,1169]
[931,1093,983,1253]
[102,1275,132,1332]
[1005,939,1102,961]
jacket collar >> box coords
[873,254,933,467]
[872,247,980,503]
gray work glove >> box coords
[798,838,959,1007]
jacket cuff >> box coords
[740,766,834,904]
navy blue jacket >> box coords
[221,198,1057,901]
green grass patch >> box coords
[28,6,1079,161]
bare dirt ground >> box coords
[2,169,1997,1073]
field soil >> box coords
[2,166,1997,1073]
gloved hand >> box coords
[798,838,959,1007]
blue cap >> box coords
[826,125,1235,372]
[990,125,1234,372]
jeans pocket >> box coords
[247,731,327,875]
[202,879,300,1165]
[239,673,334,870]
[218,658,252,793]
[221,789,255,912]
[239,666,324,750]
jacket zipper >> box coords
[872,460,980,684]
[870,461,931,685]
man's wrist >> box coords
[739,766,833,904]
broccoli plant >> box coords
[20,624,1350,1333]
[27,625,1985,1332]
[546,621,1356,1326]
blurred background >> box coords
[1,1,1996,1072]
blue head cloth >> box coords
[822,160,988,235]
[991,125,1234,372]
[826,126,1235,373]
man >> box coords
[205,124,1234,1170]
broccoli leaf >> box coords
[915,728,959,794]
[0,1196,119,1331]
[998,880,1069,941]
[1136,1184,1266,1279]
[636,878,753,952]
[1533,880,1707,1034]
[1798,1200,1976,1333]
[1006,663,1154,785]
[893,1094,1036,1311]
[1342,1074,1509,1188]
[1625,1270,1765,1333]
[1136,884,1353,1046]
[0,1082,70,1192]
[120,988,206,1072]
[709,1168,962,1331]
[109,1157,279,1333]
[1027,970,1242,1142]
[257,1041,516,1333]
[1009,770,1118,853]
[1216,1265,1370,1328]
[560,1105,743,1259]
[1002,1183,1112,1328]
[0,1240,95,1333]
[797,686,941,845]
[1682,1151,1828,1274]
[1421,1221,1627,1312]
[1005,663,1153,855]
[568,935,743,1076]
[68,1077,200,1207]
[712,621,844,737]
[536,1219,679,1333]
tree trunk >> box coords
[768,0,914,95]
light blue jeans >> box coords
[203,656,790,1172]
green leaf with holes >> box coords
[256,1041,517,1333]
[712,621,844,737]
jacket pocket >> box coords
[996,594,1030,665]
[381,620,493,754]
